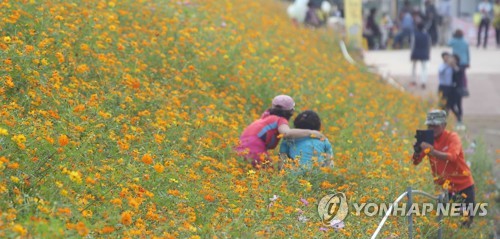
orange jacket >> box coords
[413,130,474,192]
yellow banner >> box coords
[344,0,363,48]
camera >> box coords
[414,129,434,154]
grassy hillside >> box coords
[0,0,495,238]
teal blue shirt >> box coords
[448,38,470,66]
[279,137,333,168]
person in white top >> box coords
[380,12,393,49]
[477,0,493,48]
[437,0,452,45]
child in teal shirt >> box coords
[279,110,333,170]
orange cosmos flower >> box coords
[141,154,153,164]
[58,134,69,147]
[121,211,133,225]
[204,194,215,202]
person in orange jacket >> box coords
[412,110,475,227]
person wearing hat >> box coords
[236,95,324,168]
[412,110,475,227]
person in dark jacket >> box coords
[477,0,493,48]
[410,23,432,89]
[364,8,382,50]
[448,54,466,129]
[304,1,321,28]
[424,0,439,45]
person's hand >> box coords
[310,130,325,139]
[445,59,452,65]
[413,142,422,154]
[420,142,434,154]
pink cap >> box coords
[272,95,295,111]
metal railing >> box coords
[370,187,448,239]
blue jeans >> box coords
[393,28,412,48]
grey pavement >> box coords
[365,46,500,75]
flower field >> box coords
[0,0,496,238]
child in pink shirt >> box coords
[236,95,323,168]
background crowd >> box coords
[363,0,500,50]
[287,0,500,50]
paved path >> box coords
[364,46,500,183]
